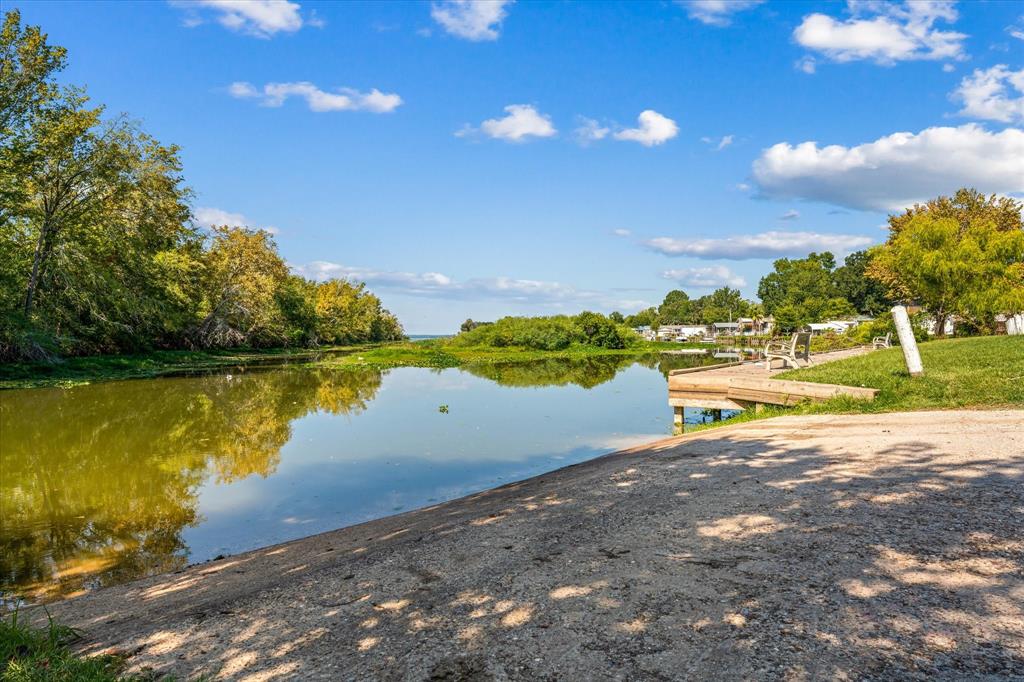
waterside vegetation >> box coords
[0,611,146,681]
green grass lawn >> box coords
[695,336,1023,431]
[781,335,1023,411]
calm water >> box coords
[0,354,726,603]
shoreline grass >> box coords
[0,346,360,390]
[0,610,146,681]
[0,340,708,390]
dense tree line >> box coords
[622,287,761,330]
[0,11,403,361]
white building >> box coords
[654,324,710,341]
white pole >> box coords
[891,305,924,377]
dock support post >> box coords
[673,406,685,435]
[891,305,924,377]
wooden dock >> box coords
[667,347,876,429]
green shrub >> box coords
[448,313,639,351]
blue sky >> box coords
[11,0,1024,333]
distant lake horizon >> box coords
[407,334,453,341]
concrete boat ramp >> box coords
[38,408,1024,681]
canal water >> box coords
[0,353,729,603]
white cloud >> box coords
[779,209,800,221]
[460,104,556,142]
[194,206,278,234]
[943,63,956,73]
[645,231,874,260]
[294,261,649,311]
[228,81,402,113]
[794,1,966,65]
[613,110,678,147]
[752,124,1024,212]
[662,266,747,288]
[574,117,610,146]
[701,134,733,150]
[677,0,764,27]
[173,0,307,38]
[431,0,511,41]
[952,65,1024,124]
[796,56,817,74]
[227,81,259,98]
[1008,18,1024,41]
[612,228,632,237]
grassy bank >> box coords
[0,346,351,390]
[695,336,1023,431]
[0,339,706,390]
[0,612,146,681]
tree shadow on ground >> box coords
[37,411,1024,681]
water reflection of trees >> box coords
[462,353,715,389]
[463,356,635,389]
[631,352,718,378]
[0,368,382,603]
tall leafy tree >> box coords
[833,250,893,316]
[658,290,692,324]
[758,252,855,330]
[0,9,66,133]
[868,213,1024,336]
[868,188,1024,335]
[194,227,290,347]
[887,188,1023,237]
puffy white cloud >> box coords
[794,1,966,65]
[173,0,306,38]
[662,266,747,288]
[645,231,874,260]
[574,117,610,145]
[228,81,402,113]
[194,206,278,234]
[752,124,1024,212]
[613,110,678,147]
[952,65,1024,124]
[460,104,556,142]
[677,0,764,27]
[612,228,632,237]
[431,0,511,41]
[294,261,649,310]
